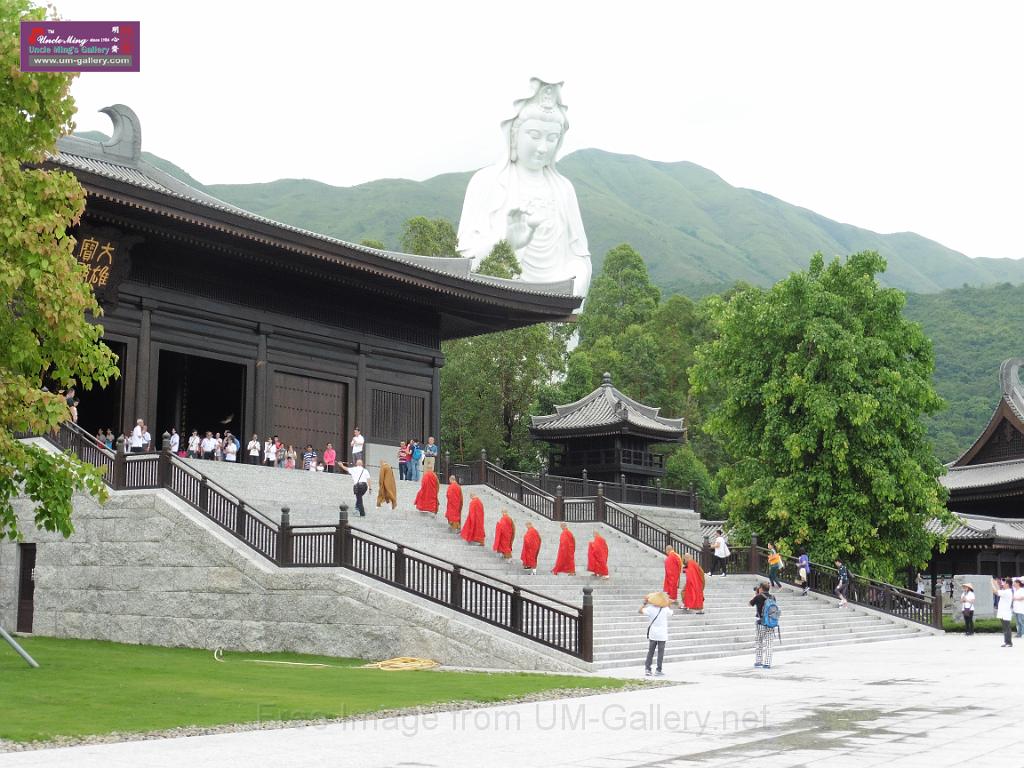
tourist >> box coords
[350,427,364,464]
[682,553,705,613]
[460,493,486,545]
[69,398,79,423]
[663,545,683,605]
[750,583,776,669]
[797,549,811,596]
[493,510,515,559]
[423,436,439,473]
[341,458,371,517]
[168,428,180,455]
[223,435,237,462]
[414,470,439,514]
[263,435,275,466]
[129,419,145,453]
[552,522,576,576]
[104,429,114,449]
[445,475,463,531]
[200,431,215,460]
[302,444,317,471]
[916,573,926,595]
[710,529,730,577]
[275,438,286,469]
[285,444,297,469]
[587,531,609,579]
[520,521,541,574]
[247,434,261,465]
[213,432,223,460]
[397,441,411,481]
[376,462,397,509]
[961,583,976,636]
[834,558,850,608]
[94,429,105,449]
[187,430,200,458]
[142,423,152,452]
[1013,578,1024,639]
[410,439,423,482]
[323,443,336,473]
[993,577,1014,647]
[640,592,673,677]
[767,543,783,588]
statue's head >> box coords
[503,78,569,170]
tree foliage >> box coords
[1,0,119,539]
[691,251,953,580]
[400,216,459,258]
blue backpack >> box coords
[413,446,423,460]
[762,596,781,629]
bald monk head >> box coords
[449,475,458,484]
[665,545,676,555]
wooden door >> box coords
[272,373,346,453]
[16,544,36,633]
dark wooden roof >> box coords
[530,373,685,441]
[46,105,581,340]
[952,358,1024,468]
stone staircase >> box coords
[183,460,933,668]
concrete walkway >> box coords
[2,634,1022,767]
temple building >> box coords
[529,373,684,485]
[50,105,580,461]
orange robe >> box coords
[445,482,463,529]
[493,516,515,557]
[414,471,439,513]
[520,527,541,569]
[684,558,706,610]
[663,552,683,601]
[460,497,486,544]
[587,535,609,576]
[551,529,576,575]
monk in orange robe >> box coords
[663,545,683,604]
[444,475,463,531]
[460,494,486,545]
[587,531,609,578]
[551,522,576,575]
[520,521,541,573]
[683,553,706,612]
[414,470,439,513]
[492,510,515,558]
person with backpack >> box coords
[767,543,783,588]
[410,439,424,482]
[834,558,850,608]
[639,592,673,677]
[750,583,780,669]
[797,549,811,596]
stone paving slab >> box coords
[1,634,1022,767]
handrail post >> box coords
[749,534,759,574]
[158,444,172,488]
[336,506,352,567]
[580,587,594,662]
[553,484,564,521]
[112,445,127,490]
[479,448,487,484]
[450,565,463,608]
[277,507,292,567]
[581,468,588,485]
[701,541,714,573]
[512,586,523,632]
[198,477,209,512]
[620,473,627,501]
[931,592,944,629]
[395,545,406,586]
[694,492,701,515]
[235,501,247,537]
[595,482,606,523]
[656,478,662,506]
[443,450,450,482]
[517,475,523,502]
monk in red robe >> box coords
[663,545,683,604]
[460,494,486,545]
[683,553,706,612]
[444,475,463,531]
[551,522,576,575]
[492,510,515,558]
[587,531,609,578]
[414,470,439,514]
[520,521,541,573]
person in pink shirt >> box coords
[323,443,337,474]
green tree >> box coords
[664,444,720,518]
[359,238,385,250]
[576,243,660,348]
[400,216,459,257]
[1,0,119,540]
[691,252,953,580]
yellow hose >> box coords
[362,657,439,671]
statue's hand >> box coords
[506,208,537,249]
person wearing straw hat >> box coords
[960,583,976,636]
[639,592,673,677]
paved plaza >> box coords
[2,633,1022,767]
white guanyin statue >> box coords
[457,78,592,299]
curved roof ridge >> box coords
[1000,358,1024,422]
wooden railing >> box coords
[37,422,592,661]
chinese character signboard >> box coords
[21,21,139,72]
[73,226,139,305]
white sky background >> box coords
[60,0,1023,259]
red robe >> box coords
[460,497,486,544]
[551,529,576,575]
[520,527,541,569]
[587,535,609,576]
[445,482,463,528]
[663,552,683,601]
[493,515,515,557]
[414,471,439,513]
[684,558,706,610]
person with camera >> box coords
[750,582,780,669]
[341,458,372,517]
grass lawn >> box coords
[943,617,1005,633]
[0,637,628,743]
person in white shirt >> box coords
[263,437,275,466]
[247,434,262,466]
[340,459,371,517]
[993,577,1014,647]
[1013,578,1024,639]
[200,432,216,460]
[187,430,200,458]
[710,529,730,577]
[168,428,180,454]
[129,419,145,453]
[639,592,673,676]
[142,426,152,452]
[350,428,365,463]
[223,438,237,462]
[960,583,976,636]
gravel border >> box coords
[0,679,678,753]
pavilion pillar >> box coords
[134,300,154,427]
[254,326,271,439]
[355,345,368,442]
[430,356,442,443]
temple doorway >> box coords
[73,340,126,437]
[156,351,246,443]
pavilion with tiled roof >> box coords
[529,373,684,485]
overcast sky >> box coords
[61,0,1023,260]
